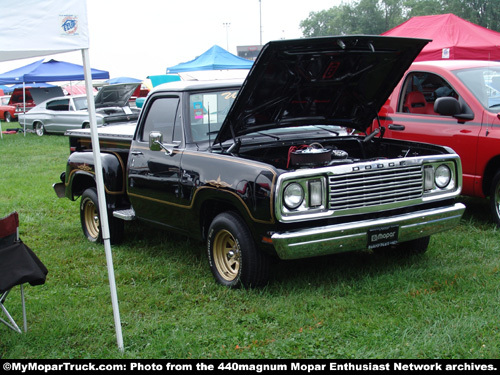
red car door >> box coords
[379,69,481,197]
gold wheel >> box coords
[83,198,100,240]
[212,229,241,282]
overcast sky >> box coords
[0,0,342,80]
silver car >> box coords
[19,83,140,136]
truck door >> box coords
[127,95,185,230]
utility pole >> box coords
[223,22,231,50]
[259,0,262,45]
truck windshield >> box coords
[189,89,238,142]
[454,66,500,110]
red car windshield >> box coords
[454,66,500,110]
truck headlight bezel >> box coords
[278,176,328,221]
[423,161,457,194]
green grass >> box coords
[1,123,499,359]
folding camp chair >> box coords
[0,212,48,333]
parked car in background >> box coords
[374,60,500,225]
[0,95,16,122]
[19,83,140,136]
[8,86,61,113]
[8,88,36,116]
[9,86,64,123]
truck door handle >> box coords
[388,124,405,131]
[130,151,143,155]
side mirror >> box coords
[434,97,474,121]
[149,131,163,151]
[434,97,461,116]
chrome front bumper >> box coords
[271,203,465,260]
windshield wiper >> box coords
[256,132,281,140]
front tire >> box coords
[4,112,12,122]
[207,212,271,288]
[489,171,500,226]
[80,187,124,244]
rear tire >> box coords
[207,212,271,288]
[80,187,124,244]
[35,122,45,136]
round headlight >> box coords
[435,165,451,188]
[284,182,304,209]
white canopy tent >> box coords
[0,0,123,351]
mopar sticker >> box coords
[368,225,399,249]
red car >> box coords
[0,95,16,122]
[8,88,36,117]
[374,60,500,224]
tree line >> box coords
[300,0,500,36]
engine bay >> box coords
[237,136,448,171]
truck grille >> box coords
[328,165,423,210]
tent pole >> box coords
[81,48,124,353]
[23,82,26,137]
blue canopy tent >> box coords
[3,82,56,94]
[166,45,253,73]
[0,58,109,133]
[0,59,44,85]
[106,76,141,84]
[0,58,109,84]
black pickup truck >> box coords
[54,36,465,287]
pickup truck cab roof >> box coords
[151,79,244,94]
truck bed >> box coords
[66,123,136,153]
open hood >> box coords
[94,83,140,108]
[8,86,63,106]
[214,35,429,145]
[29,87,64,105]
